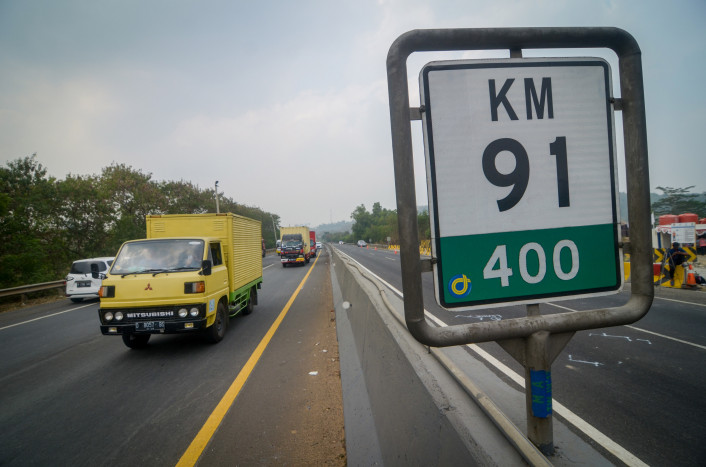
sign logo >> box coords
[145,283,153,291]
[448,274,472,297]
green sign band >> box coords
[438,224,620,307]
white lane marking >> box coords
[0,303,95,331]
[588,332,652,345]
[654,295,706,307]
[455,313,502,321]
[264,264,274,270]
[339,251,647,466]
[568,354,604,367]
[625,325,706,351]
[548,302,706,351]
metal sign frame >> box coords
[386,28,653,348]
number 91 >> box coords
[482,137,569,211]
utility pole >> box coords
[215,181,220,214]
[271,214,278,241]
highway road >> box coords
[334,242,706,467]
[2,242,705,466]
[0,250,344,466]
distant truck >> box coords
[309,230,317,258]
[98,213,263,349]
[279,226,311,267]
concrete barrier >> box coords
[330,249,529,465]
[329,247,614,466]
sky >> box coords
[1,0,704,228]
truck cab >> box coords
[99,237,230,346]
[280,234,308,266]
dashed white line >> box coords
[0,302,94,331]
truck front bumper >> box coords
[281,256,305,264]
[100,318,208,335]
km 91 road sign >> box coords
[420,57,622,309]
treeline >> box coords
[325,186,706,246]
[651,186,706,217]
[0,155,280,288]
[322,202,430,245]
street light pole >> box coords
[215,181,220,214]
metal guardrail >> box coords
[0,280,65,299]
[2,249,279,298]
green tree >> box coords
[349,202,403,244]
[418,209,431,242]
[0,156,284,287]
[351,204,373,241]
[98,164,164,253]
[652,186,705,217]
[158,180,212,214]
[55,174,114,260]
[0,155,58,286]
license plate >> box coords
[77,281,92,287]
[135,321,165,331]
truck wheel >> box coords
[122,333,150,349]
[282,263,287,268]
[243,288,255,315]
[206,302,227,343]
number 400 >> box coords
[483,240,580,287]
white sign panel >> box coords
[671,222,696,245]
[420,58,622,309]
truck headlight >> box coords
[189,307,200,317]
[184,281,205,294]
[115,312,124,321]
[178,308,188,318]
[104,312,114,321]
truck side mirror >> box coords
[91,263,100,279]
[201,260,212,276]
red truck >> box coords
[309,230,317,258]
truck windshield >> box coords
[111,239,205,275]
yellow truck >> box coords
[279,226,311,267]
[98,213,263,348]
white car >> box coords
[65,257,114,302]
[316,242,322,249]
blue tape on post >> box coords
[530,370,552,418]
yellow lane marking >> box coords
[176,254,320,467]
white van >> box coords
[65,257,115,302]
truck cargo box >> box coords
[147,213,262,293]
